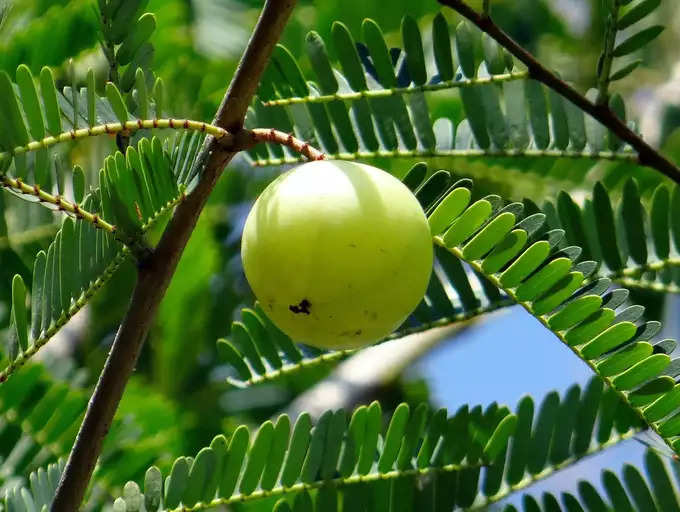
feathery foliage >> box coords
[1,136,191,383]
[46,376,646,512]
[246,13,638,192]
[3,1,680,511]
[97,399,518,511]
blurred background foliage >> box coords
[2,0,680,508]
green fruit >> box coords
[241,160,433,350]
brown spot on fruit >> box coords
[289,298,311,315]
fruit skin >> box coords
[241,160,433,350]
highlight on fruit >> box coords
[241,159,433,350]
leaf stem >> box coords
[173,461,475,512]
[251,147,637,167]
[0,175,117,234]
[248,128,326,161]
[437,0,680,184]
[0,119,234,162]
[50,1,298,510]
[261,70,529,106]
[0,120,325,166]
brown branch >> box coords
[242,128,326,161]
[438,0,680,185]
[50,1,298,510]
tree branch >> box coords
[438,0,680,185]
[51,1,297,510]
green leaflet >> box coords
[499,241,551,288]
[593,182,623,271]
[38,67,62,136]
[610,59,642,82]
[220,425,250,499]
[106,81,129,123]
[164,457,190,509]
[455,21,477,78]
[240,421,274,495]
[305,32,357,152]
[87,68,97,127]
[432,13,454,81]
[613,25,664,57]
[144,467,162,512]
[0,70,30,148]
[428,186,471,236]
[525,79,549,150]
[378,403,410,472]
[621,178,647,265]
[482,33,506,75]
[651,184,671,259]
[261,415,291,490]
[153,77,164,116]
[514,257,572,302]
[398,403,429,470]
[116,13,156,66]
[306,31,338,94]
[618,0,661,29]
[135,68,148,120]
[11,274,29,352]
[548,88,569,150]
[644,385,680,422]
[362,19,396,89]
[16,64,45,140]
[483,414,517,461]
[401,16,426,86]
[331,21,367,91]
[280,413,312,487]
[442,199,493,247]
[612,354,670,390]
[459,85,490,149]
[462,212,516,260]
[183,448,218,507]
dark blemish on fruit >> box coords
[289,298,311,315]
[349,243,357,248]
[341,328,363,337]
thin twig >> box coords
[50,1,298,510]
[248,128,326,161]
[261,70,529,106]
[0,174,117,234]
[1,174,153,260]
[250,147,637,167]
[0,120,327,165]
[438,0,680,184]
[0,119,233,162]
